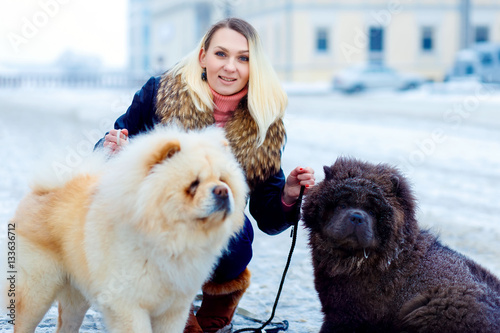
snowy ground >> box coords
[1,82,499,332]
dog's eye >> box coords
[186,179,199,197]
[339,203,347,209]
[368,210,376,217]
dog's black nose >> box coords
[213,185,228,198]
[350,212,364,225]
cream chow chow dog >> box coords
[10,126,248,333]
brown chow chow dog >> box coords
[302,157,500,333]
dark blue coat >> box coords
[96,77,298,283]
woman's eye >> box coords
[239,56,249,62]
[215,51,225,57]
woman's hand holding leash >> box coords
[104,129,129,153]
[283,166,315,206]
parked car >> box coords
[333,64,425,93]
[444,43,500,83]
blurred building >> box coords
[129,0,229,75]
[130,0,500,82]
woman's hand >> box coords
[103,129,129,154]
[282,166,315,205]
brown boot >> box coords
[184,305,203,333]
[196,268,251,333]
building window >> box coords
[421,26,434,52]
[480,52,493,66]
[465,65,474,75]
[369,27,384,52]
[475,26,489,43]
[316,28,329,52]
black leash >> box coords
[234,185,305,333]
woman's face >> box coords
[199,28,250,96]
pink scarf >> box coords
[210,85,248,127]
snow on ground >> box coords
[1,82,499,332]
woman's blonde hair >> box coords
[169,17,288,146]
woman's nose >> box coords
[224,58,236,72]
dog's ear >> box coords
[390,174,400,191]
[146,139,181,171]
[324,165,334,180]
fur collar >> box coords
[155,73,286,190]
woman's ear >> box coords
[199,47,206,67]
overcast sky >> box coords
[0,0,128,68]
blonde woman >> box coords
[97,18,315,332]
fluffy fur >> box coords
[302,157,500,333]
[11,126,248,333]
